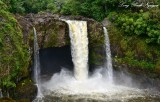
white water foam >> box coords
[41,68,144,101]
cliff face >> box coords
[1,12,160,101]
[0,13,105,101]
[16,13,69,48]
[0,10,33,101]
[16,13,105,68]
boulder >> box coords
[12,79,37,101]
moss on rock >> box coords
[107,24,160,77]
[43,20,69,48]
[13,79,37,101]
[87,20,105,67]
[16,14,105,68]
[0,9,30,90]
[16,13,69,49]
[155,59,160,74]
[0,97,16,102]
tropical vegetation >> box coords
[0,0,160,100]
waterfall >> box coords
[103,27,113,83]
[35,20,156,102]
[33,27,43,97]
[39,21,149,102]
[65,20,89,80]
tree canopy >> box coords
[0,0,160,21]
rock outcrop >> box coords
[16,13,69,49]
[16,13,105,68]
[12,13,105,101]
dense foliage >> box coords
[1,0,160,21]
[1,0,64,14]
[0,2,29,91]
[108,9,160,45]
[60,0,112,21]
[0,0,160,97]
[0,0,120,20]
[108,25,160,71]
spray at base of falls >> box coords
[64,20,89,80]
[33,27,43,98]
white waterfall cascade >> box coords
[103,27,113,84]
[40,22,144,102]
[65,20,89,80]
[33,27,43,97]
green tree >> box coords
[109,9,160,44]
[1,0,25,13]
[61,0,113,21]
[0,6,29,91]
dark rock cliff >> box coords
[10,13,105,101]
[16,13,105,68]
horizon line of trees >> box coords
[0,0,159,21]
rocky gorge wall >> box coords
[4,13,105,101]
[103,19,160,90]
[1,12,160,101]
[16,13,105,69]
